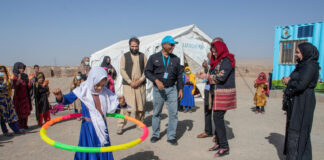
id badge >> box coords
[205,84,210,91]
[163,72,169,79]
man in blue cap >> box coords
[145,35,183,146]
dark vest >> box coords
[122,52,146,85]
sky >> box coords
[0,0,323,66]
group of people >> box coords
[0,63,51,137]
[1,34,320,159]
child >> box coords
[103,67,115,93]
[180,66,196,113]
[35,72,51,126]
[53,67,126,160]
[12,62,32,129]
[254,72,269,114]
[0,65,24,136]
[70,72,83,115]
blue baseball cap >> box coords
[161,35,178,44]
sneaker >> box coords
[150,137,159,143]
[167,139,178,146]
[117,127,123,135]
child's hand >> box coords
[52,88,63,101]
[43,80,49,87]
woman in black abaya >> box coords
[282,42,319,160]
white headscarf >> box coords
[73,66,118,146]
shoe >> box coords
[255,111,259,114]
[197,132,213,138]
[261,112,265,114]
[214,148,229,157]
[167,139,178,146]
[14,130,25,135]
[209,144,220,151]
[116,127,123,135]
[183,110,187,113]
[189,110,192,113]
[150,137,159,143]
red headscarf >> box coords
[210,41,235,70]
[255,72,269,95]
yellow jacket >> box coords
[184,66,196,94]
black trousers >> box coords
[256,106,265,112]
[204,89,213,135]
[213,110,229,148]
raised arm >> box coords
[53,89,77,105]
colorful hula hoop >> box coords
[40,113,149,152]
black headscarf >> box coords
[100,56,117,80]
[13,62,29,83]
[100,56,112,68]
[296,42,319,70]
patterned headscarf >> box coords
[0,65,12,97]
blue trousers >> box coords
[152,85,178,140]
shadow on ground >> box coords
[225,120,235,140]
[265,132,285,160]
[121,151,159,160]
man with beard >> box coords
[117,37,147,135]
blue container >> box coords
[272,21,324,90]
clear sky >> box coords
[0,0,323,66]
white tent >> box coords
[90,24,212,101]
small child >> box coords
[53,67,126,160]
[70,71,83,115]
[254,72,269,114]
[180,66,196,113]
[103,67,115,93]
[35,72,51,126]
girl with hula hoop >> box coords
[53,67,127,160]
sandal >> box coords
[197,133,212,138]
[4,132,13,137]
[214,148,229,157]
[14,129,25,134]
[208,144,220,151]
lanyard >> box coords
[162,54,170,72]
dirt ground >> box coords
[1,76,323,160]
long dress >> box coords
[12,75,31,128]
[283,62,318,159]
[253,83,267,107]
[0,81,20,133]
[61,92,114,160]
[35,85,51,125]
[180,74,195,107]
